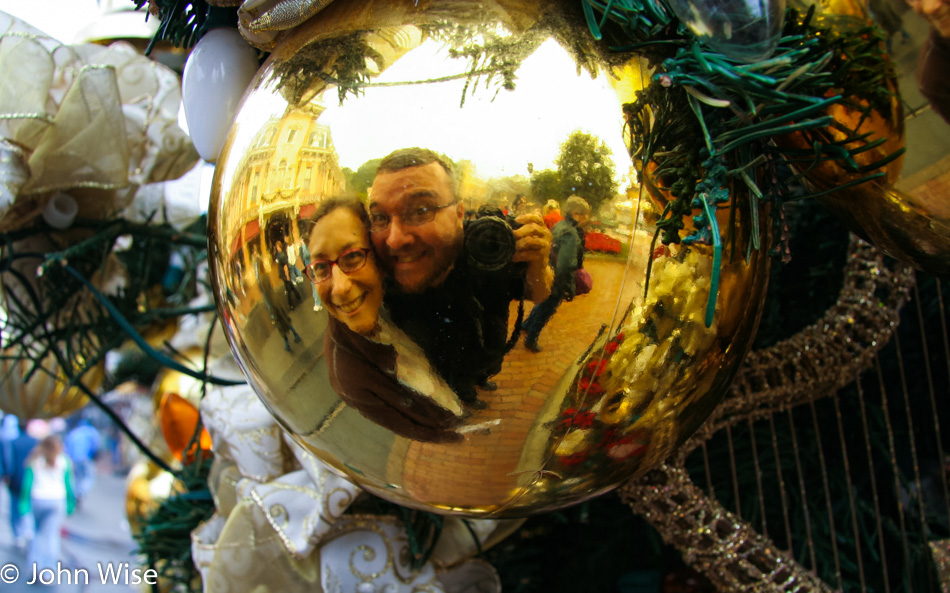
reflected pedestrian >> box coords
[275,239,303,310]
[542,200,562,229]
[255,257,302,351]
[523,196,591,352]
[909,0,950,123]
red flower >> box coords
[559,452,589,466]
[652,245,671,260]
[577,377,605,396]
[558,408,596,429]
[585,359,608,377]
[573,410,596,429]
[604,333,625,355]
[557,408,577,428]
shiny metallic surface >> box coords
[776,2,950,278]
[813,86,950,278]
[820,182,950,277]
[208,0,771,517]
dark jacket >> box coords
[919,29,950,126]
[1,434,37,494]
[324,317,462,443]
[385,258,526,400]
[550,216,585,299]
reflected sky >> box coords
[320,37,632,179]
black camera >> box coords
[463,205,522,272]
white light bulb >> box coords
[182,28,260,162]
[43,192,78,229]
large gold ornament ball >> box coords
[775,2,950,277]
[209,0,770,517]
[0,355,103,420]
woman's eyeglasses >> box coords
[304,248,370,283]
[369,201,457,232]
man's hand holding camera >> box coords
[510,213,553,303]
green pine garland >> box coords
[135,454,215,593]
[586,0,904,326]
[131,0,240,52]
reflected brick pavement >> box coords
[400,246,649,512]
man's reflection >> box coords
[367,148,553,408]
[307,196,466,443]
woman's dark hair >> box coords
[306,195,370,240]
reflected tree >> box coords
[342,158,383,199]
[531,169,561,204]
[556,131,618,212]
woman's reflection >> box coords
[306,196,467,442]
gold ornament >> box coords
[125,459,179,536]
[774,87,950,276]
[820,181,950,278]
[208,0,771,517]
[772,7,950,277]
[0,354,103,420]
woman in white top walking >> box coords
[19,434,75,569]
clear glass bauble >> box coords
[665,0,786,62]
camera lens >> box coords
[464,216,516,271]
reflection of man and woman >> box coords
[306,196,467,443]
[509,194,529,217]
[366,148,553,408]
[306,148,554,439]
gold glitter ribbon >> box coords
[238,0,336,50]
[622,237,916,591]
[931,539,950,593]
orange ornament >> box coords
[159,392,212,462]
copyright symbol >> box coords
[1,563,18,583]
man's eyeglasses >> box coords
[369,201,457,233]
[304,248,370,283]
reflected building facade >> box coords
[225,100,345,275]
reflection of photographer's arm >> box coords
[512,213,553,303]
[911,0,950,124]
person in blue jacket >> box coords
[0,416,37,548]
[64,418,100,506]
